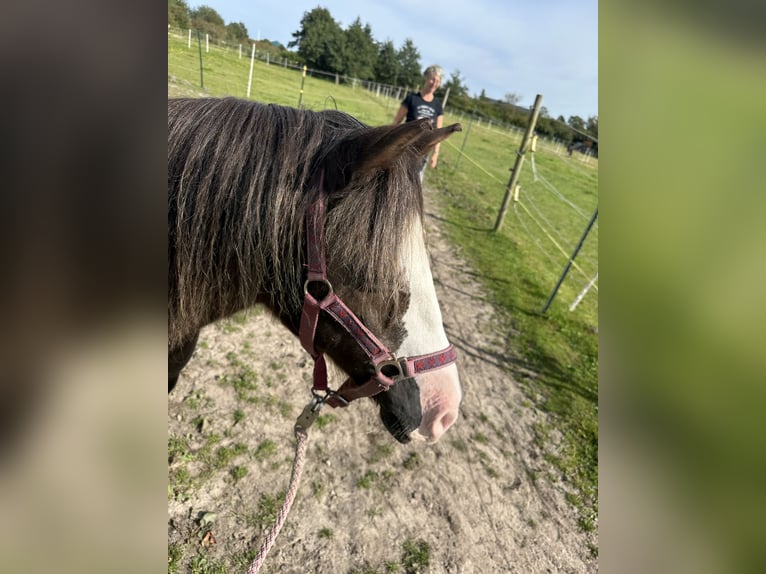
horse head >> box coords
[304,118,463,443]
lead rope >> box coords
[245,398,323,574]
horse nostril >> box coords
[429,410,458,442]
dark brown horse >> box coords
[168,97,462,442]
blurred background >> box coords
[600,2,766,573]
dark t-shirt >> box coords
[402,92,443,125]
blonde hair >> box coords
[423,65,444,81]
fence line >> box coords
[441,131,598,301]
[168,26,594,156]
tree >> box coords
[289,7,346,74]
[190,5,225,39]
[374,40,399,85]
[503,92,521,106]
[168,0,190,29]
[568,115,586,132]
[586,115,598,139]
[396,39,422,89]
[225,22,248,44]
[344,18,377,80]
[443,70,469,98]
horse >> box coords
[168,97,463,443]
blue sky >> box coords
[186,1,597,120]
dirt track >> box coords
[168,185,597,573]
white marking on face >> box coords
[398,216,462,442]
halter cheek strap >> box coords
[298,172,457,408]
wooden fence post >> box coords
[493,94,544,232]
[298,65,307,109]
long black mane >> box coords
[168,97,424,348]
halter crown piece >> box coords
[298,171,457,408]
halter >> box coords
[298,172,457,408]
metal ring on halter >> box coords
[375,357,408,382]
[303,278,333,301]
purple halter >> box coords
[298,172,457,408]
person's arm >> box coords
[393,105,407,125]
[429,114,444,168]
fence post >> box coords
[188,28,191,49]
[196,30,204,89]
[246,43,256,97]
[569,272,598,311]
[541,208,598,313]
[493,94,544,232]
[298,65,307,109]
[455,116,473,170]
[442,87,451,111]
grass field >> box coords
[168,31,598,531]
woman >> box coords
[393,65,445,176]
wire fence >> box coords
[441,133,599,312]
[168,26,596,158]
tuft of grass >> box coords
[472,432,489,444]
[311,480,325,499]
[168,543,183,573]
[450,438,468,452]
[233,409,246,424]
[168,436,193,464]
[367,442,393,464]
[314,413,337,429]
[403,452,421,470]
[400,538,431,573]
[318,527,334,539]
[247,492,286,532]
[188,552,227,574]
[230,465,248,481]
[254,439,277,460]
[356,470,379,489]
[221,357,259,401]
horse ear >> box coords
[323,120,462,189]
[411,122,463,155]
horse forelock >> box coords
[168,98,422,348]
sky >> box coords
[186,0,597,120]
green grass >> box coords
[356,470,379,489]
[169,31,598,530]
[401,538,431,573]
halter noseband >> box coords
[298,172,457,408]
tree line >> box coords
[168,2,597,145]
